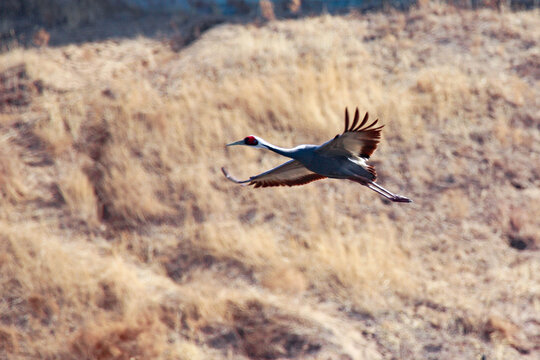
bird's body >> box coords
[223,107,412,203]
[309,151,375,180]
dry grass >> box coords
[0,135,27,204]
[1,3,539,359]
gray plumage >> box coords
[222,107,412,203]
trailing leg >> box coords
[349,177,412,203]
[368,182,412,202]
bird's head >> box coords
[226,135,267,149]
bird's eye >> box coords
[244,136,258,146]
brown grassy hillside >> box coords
[0,3,539,359]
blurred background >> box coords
[0,1,539,359]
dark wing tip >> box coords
[353,116,382,133]
[251,174,327,188]
[342,109,384,134]
[350,108,360,131]
[344,107,350,133]
[354,112,369,131]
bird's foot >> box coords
[392,195,413,203]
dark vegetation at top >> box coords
[1,0,537,50]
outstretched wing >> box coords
[317,107,384,159]
[222,160,326,188]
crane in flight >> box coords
[222,107,412,203]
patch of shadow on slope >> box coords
[204,300,323,360]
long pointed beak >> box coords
[226,140,244,147]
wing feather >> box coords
[223,160,326,188]
[350,108,360,131]
[354,112,369,131]
[344,108,350,133]
[318,107,384,159]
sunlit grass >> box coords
[0,3,538,359]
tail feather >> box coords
[366,165,377,181]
